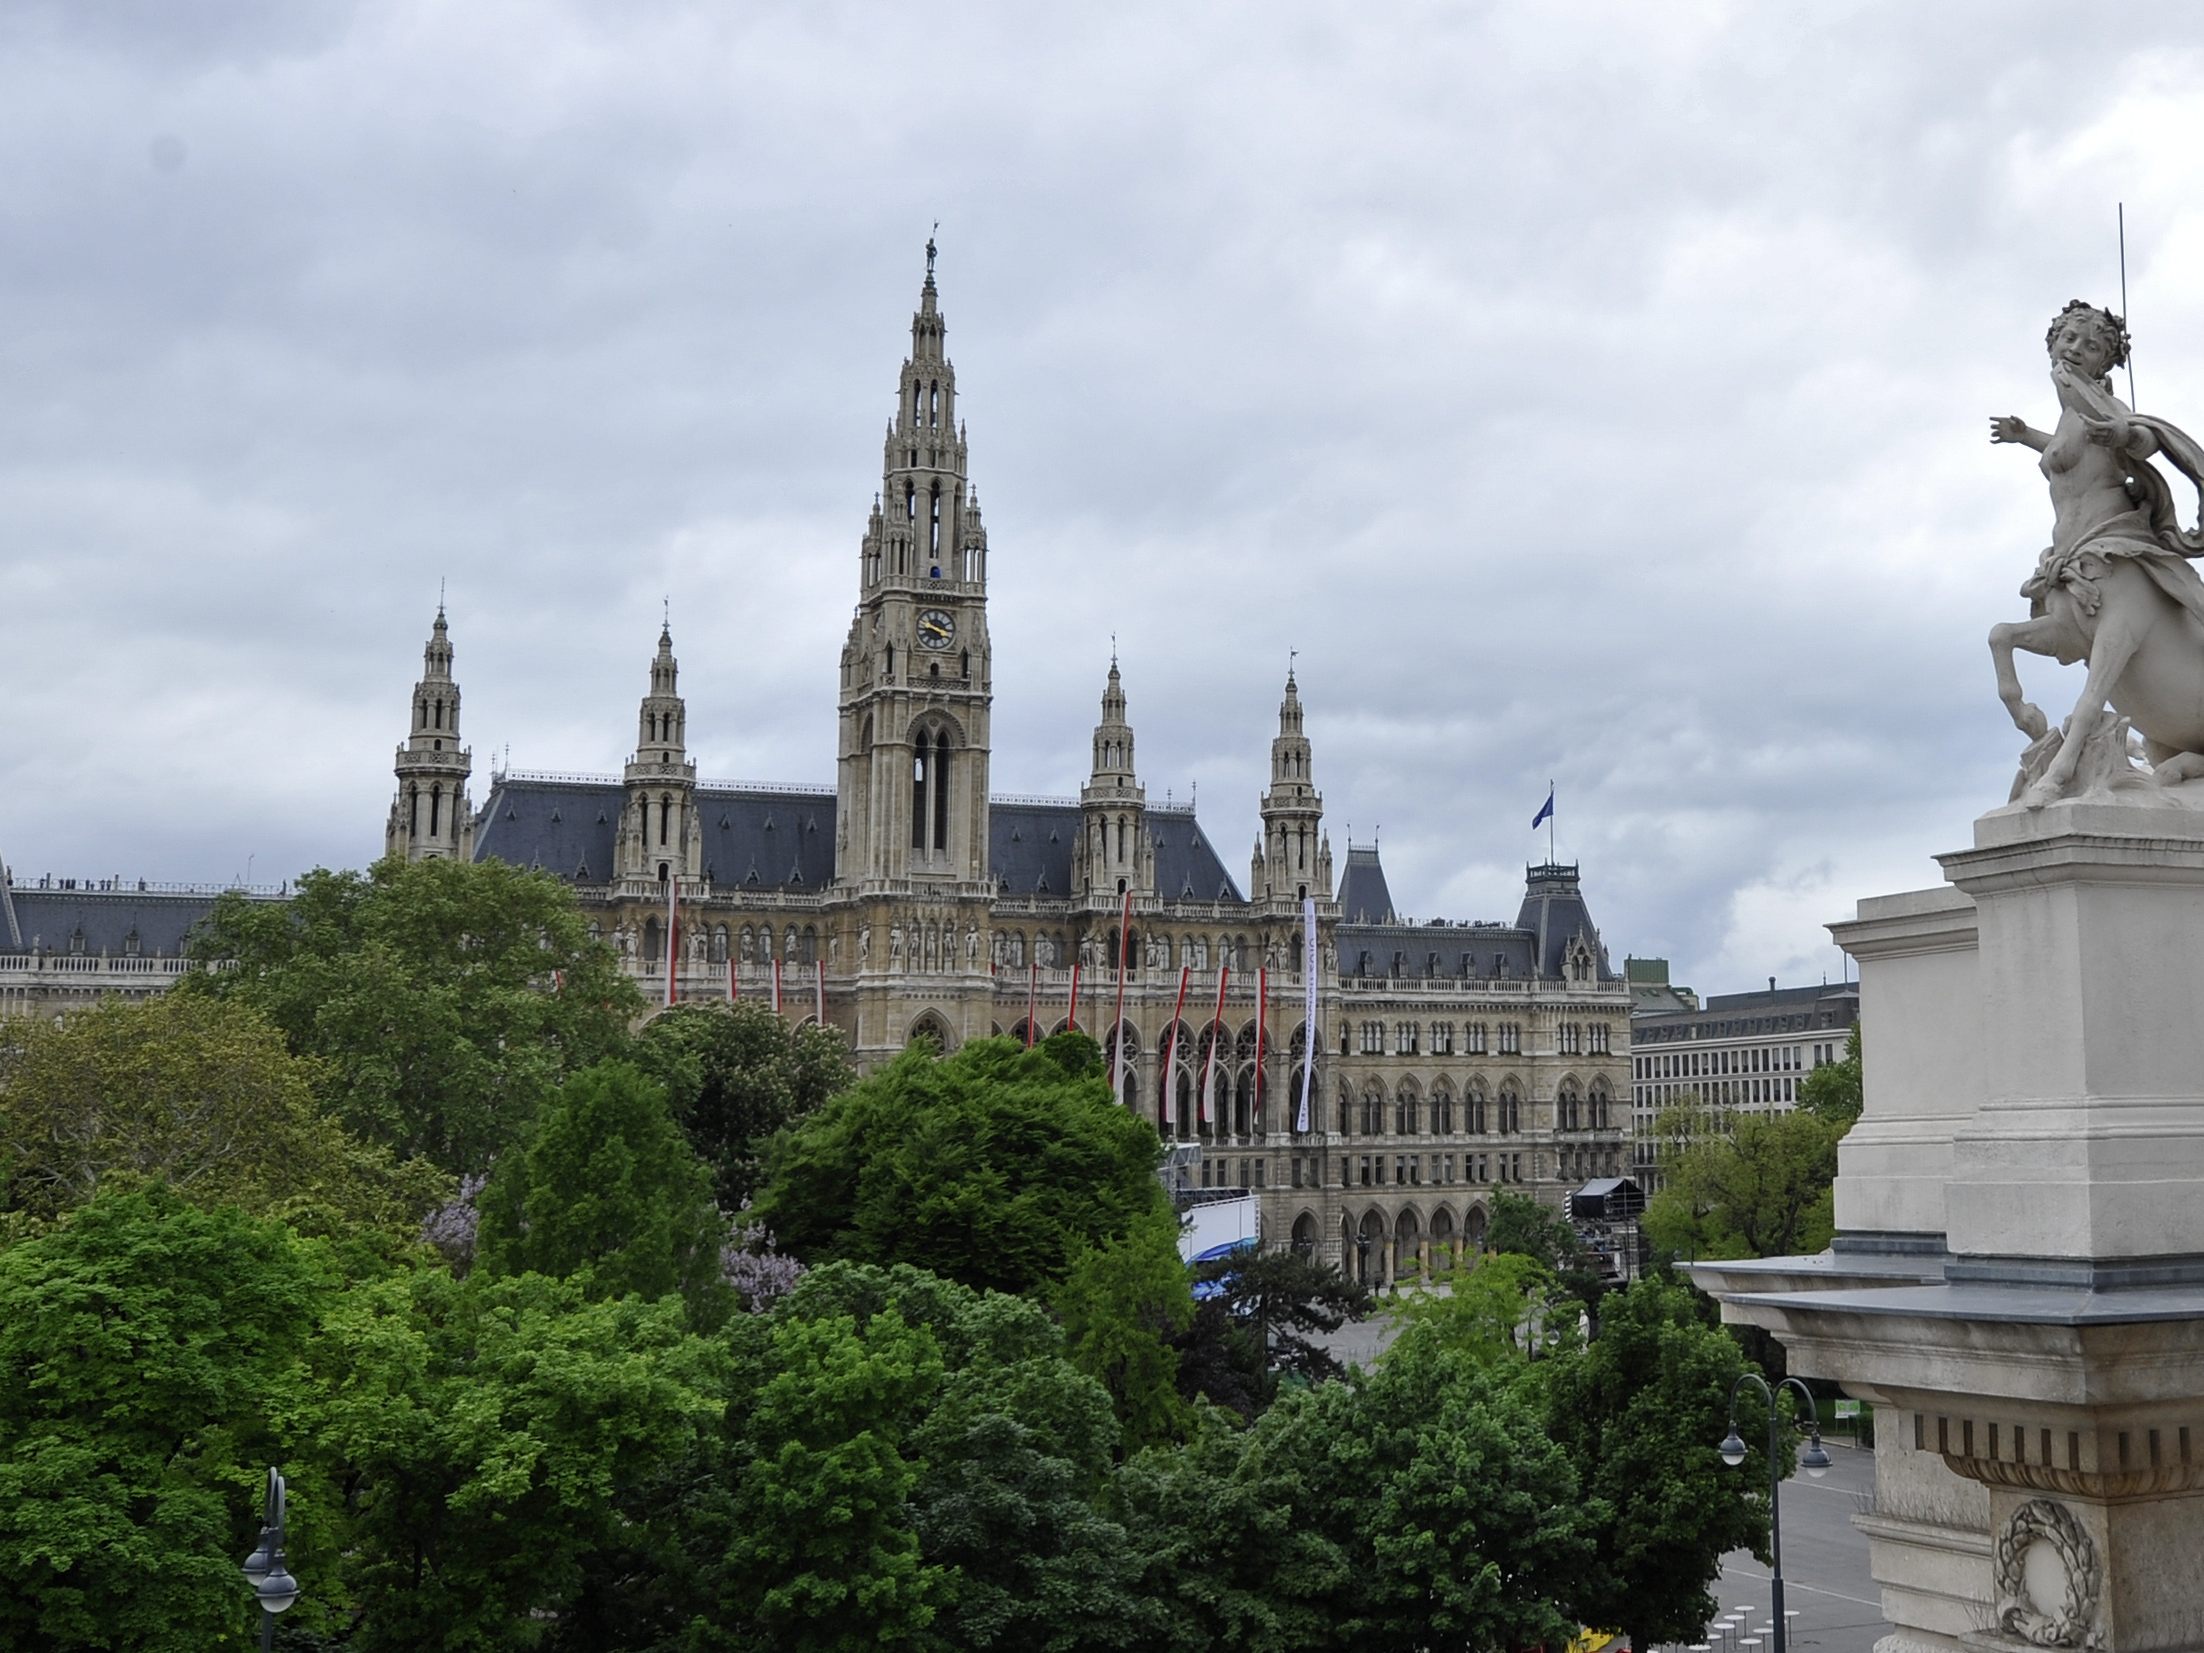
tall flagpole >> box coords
[1110,887,1132,1097]
[2120,202,2137,407]
[1548,779,1556,864]
[664,874,679,1010]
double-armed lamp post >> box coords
[239,1466,301,1652]
[1718,1373,1831,1653]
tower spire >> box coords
[386,605,475,863]
[1080,656,1151,901]
[1253,668,1330,907]
[617,622,700,884]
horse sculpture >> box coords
[1989,300,2204,808]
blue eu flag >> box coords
[1531,786,1554,829]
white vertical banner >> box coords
[814,958,825,1024]
[664,875,679,1009]
[1296,895,1317,1134]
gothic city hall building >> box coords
[387,257,1631,1282]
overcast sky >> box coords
[9,2,2204,995]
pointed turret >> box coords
[386,605,476,862]
[1252,670,1331,907]
[616,622,701,883]
[1077,656,1154,900]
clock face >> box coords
[917,608,956,650]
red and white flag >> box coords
[1160,964,1191,1130]
[1066,960,1080,1033]
[1297,897,1318,1133]
[1253,966,1267,1127]
[726,956,737,1002]
[1197,965,1229,1125]
[1025,954,1037,1048]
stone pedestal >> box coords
[1694,801,2204,1653]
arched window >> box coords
[428,784,442,838]
[911,730,930,851]
[659,794,672,847]
[1361,1082,1384,1136]
[933,731,950,851]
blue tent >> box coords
[1189,1236,1257,1301]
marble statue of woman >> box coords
[1990,299,2204,805]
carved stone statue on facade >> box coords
[858,926,870,963]
[890,924,903,964]
[965,925,978,965]
[1990,300,2204,807]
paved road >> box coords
[1688,1439,1890,1653]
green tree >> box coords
[1117,1341,1596,1653]
[630,999,854,1211]
[1109,1406,1346,1653]
[696,1263,1143,1653]
[1483,1187,1611,1306]
[1798,1023,1864,1128]
[1174,1247,1372,1417]
[1053,1206,1194,1450]
[476,1061,728,1321]
[1544,1276,1775,1653]
[1383,1250,1579,1368]
[0,992,447,1236]
[312,1268,728,1653]
[1645,1108,1840,1261]
[183,856,641,1172]
[0,1187,332,1652]
[755,1034,1169,1297]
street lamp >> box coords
[1717,1374,1830,1653]
[240,1466,301,1652]
[1354,1231,1371,1288]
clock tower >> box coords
[834,240,994,895]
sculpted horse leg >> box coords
[2022,588,2149,808]
[1989,614,2077,740]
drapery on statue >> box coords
[1990,299,2204,808]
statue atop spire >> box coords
[925,223,938,289]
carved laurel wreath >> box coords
[1993,1498,2101,1649]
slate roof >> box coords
[1337,844,1397,925]
[2,882,230,958]
[990,803,1243,903]
[1633,981,1858,1042]
[475,778,1245,904]
[1337,920,1537,982]
[1334,848,1619,983]
[1514,862,1620,981]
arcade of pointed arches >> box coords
[1288,1202,1492,1285]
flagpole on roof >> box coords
[1548,779,1555,865]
